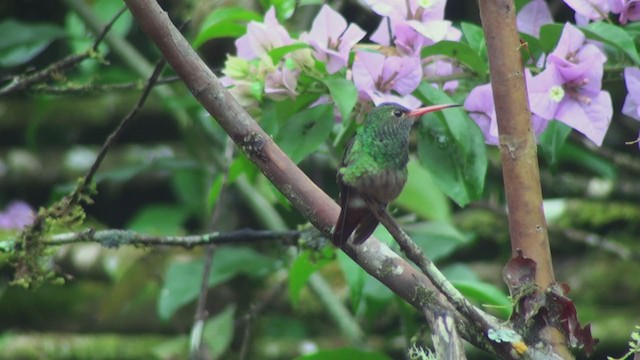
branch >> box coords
[31,76,180,95]
[479,0,568,357]
[190,138,235,359]
[426,310,466,360]
[479,0,554,288]
[0,7,126,96]
[1,228,299,252]
[367,203,524,358]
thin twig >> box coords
[560,228,636,261]
[0,7,126,96]
[32,76,180,95]
[425,310,466,360]
[80,58,166,189]
[368,203,493,330]
[236,281,287,360]
[0,228,300,252]
[190,138,235,359]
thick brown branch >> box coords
[479,0,568,357]
[478,0,554,289]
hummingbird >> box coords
[332,102,459,246]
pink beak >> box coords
[407,104,460,118]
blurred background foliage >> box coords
[0,0,639,359]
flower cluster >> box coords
[220,0,635,148]
[466,7,613,146]
[222,1,460,113]
[563,0,640,24]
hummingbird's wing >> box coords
[333,139,378,246]
[333,180,374,246]
[352,211,378,245]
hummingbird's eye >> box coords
[392,109,404,118]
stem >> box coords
[478,0,554,288]
[308,273,364,345]
[190,139,234,359]
[479,0,568,357]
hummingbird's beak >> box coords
[407,104,461,118]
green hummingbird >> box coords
[332,102,459,246]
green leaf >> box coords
[538,120,572,165]
[624,21,640,38]
[270,0,296,20]
[443,263,511,319]
[421,40,488,75]
[337,252,366,312]
[275,104,335,163]
[294,348,392,360]
[452,281,512,319]
[208,154,259,211]
[559,143,617,179]
[396,157,451,221]
[126,204,190,235]
[158,247,275,320]
[460,22,486,59]
[582,21,640,65]
[323,77,358,120]
[580,21,640,65]
[406,221,472,262]
[65,0,133,55]
[171,165,208,217]
[268,43,310,64]
[289,249,333,306]
[193,7,261,47]
[539,23,564,53]
[0,20,66,67]
[415,84,487,206]
[203,305,236,359]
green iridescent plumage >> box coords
[333,102,459,246]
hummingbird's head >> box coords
[374,102,461,123]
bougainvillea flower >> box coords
[517,0,553,37]
[366,0,453,44]
[0,201,34,230]
[423,57,462,92]
[527,23,612,146]
[622,67,640,120]
[367,0,446,22]
[622,67,640,146]
[351,51,423,108]
[562,0,610,21]
[235,8,293,60]
[464,71,549,145]
[265,62,299,100]
[301,4,366,74]
[618,0,640,23]
[547,23,606,72]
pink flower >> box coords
[528,24,612,146]
[517,0,553,37]
[0,201,34,230]
[235,8,293,60]
[352,51,423,108]
[464,71,549,145]
[300,5,366,74]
